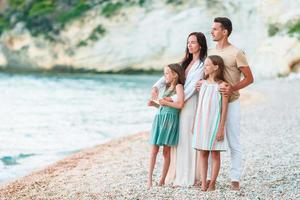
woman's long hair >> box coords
[181,32,207,70]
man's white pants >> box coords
[207,100,242,181]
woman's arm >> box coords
[191,81,204,134]
[151,76,166,99]
[147,99,160,108]
[171,64,204,102]
[159,84,184,109]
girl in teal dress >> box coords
[147,63,185,189]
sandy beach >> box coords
[0,78,299,200]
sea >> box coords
[0,71,160,183]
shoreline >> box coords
[0,132,150,199]
[0,78,299,199]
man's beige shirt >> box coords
[208,45,249,102]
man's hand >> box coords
[219,82,233,97]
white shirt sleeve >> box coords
[182,71,202,101]
[171,66,204,102]
[153,76,166,90]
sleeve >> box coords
[171,67,204,102]
[236,49,249,68]
[153,76,166,90]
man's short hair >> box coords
[214,17,232,36]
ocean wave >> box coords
[0,153,36,166]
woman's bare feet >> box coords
[231,181,240,190]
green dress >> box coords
[150,88,180,146]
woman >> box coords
[151,32,207,186]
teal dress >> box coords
[150,88,180,146]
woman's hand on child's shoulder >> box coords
[196,79,205,91]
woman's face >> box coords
[164,67,176,84]
[187,35,201,54]
[204,58,218,76]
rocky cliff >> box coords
[0,0,299,77]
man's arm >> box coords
[232,66,254,91]
[220,66,254,96]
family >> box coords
[147,17,254,191]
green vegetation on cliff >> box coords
[77,25,106,47]
[0,0,94,39]
[0,0,123,40]
[288,20,300,39]
[268,19,300,40]
[0,0,179,41]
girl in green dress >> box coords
[147,63,185,189]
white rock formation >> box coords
[0,0,299,77]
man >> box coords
[197,17,254,190]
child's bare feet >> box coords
[206,180,211,188]
[231,181,240,190]
[207,185,215,191]
[193,181,201,187]
[158,179,165,186]
[201,181,207,191]
[147,179,152,189]
[207,181,216,191]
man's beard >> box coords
[212,36,220,41]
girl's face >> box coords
[164,67,177,84]
[204,58,218,76]
[187,35,201,54]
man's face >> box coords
[211,22,225,41]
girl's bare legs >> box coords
[147,145,159,189]
[158,146,171,186]
[207,151,221,191]
[200,150,209,191]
